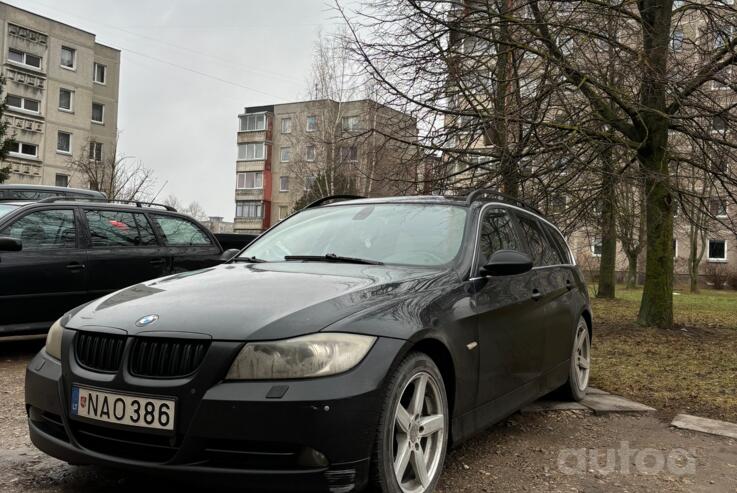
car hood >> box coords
[66,262,455,341]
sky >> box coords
[7,0,353,220]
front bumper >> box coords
[25,335,404,492]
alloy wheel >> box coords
[392,371,445,493]
[574,321,591,391]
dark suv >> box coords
[0,198,237,335]
[25,191,591,493]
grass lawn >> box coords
[589,286,737,423]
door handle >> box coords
[565,279,573,291]
[66,262,85,271]
[531,289,542,301]
[149,258,166,266]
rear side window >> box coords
[85,210,157,247]
[478,208,520,266]
[515,213,562,266]
[152,215,211,246]
[0,209,77,249]
[542,223,571,264]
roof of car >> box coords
[0,184,106,195]
[6,198,177,213]
[321,195,468,206]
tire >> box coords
[370,352,449,493]
[558,316,591,402]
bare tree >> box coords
[162,195,208,221]
[68,138,157,201]
[342,0,737,328]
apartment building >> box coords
[0,2,119,189]
[233,99,418,234]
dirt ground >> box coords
[2,338,736,493]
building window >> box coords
[671,29,684,51]
[279,176,289,192]
[673,238,678,258]
[305,145,316,162]
[55,174,69,188]
[304,175,317,191]
[711,115,727,133]
[591,238,602,257]
[57,131,72,154]
[708,239,727,262]
[280,147,290,162]
[239,113,266,132]
[342,115,360,132]
[59,88,73,111]
[88,142,103,162]
[340,146,358,163]
[709,198,728,218]
[236,171,263,189]
[235,200,263,219]
[91,103,105,124]
[9,141,38,158]
[281,118,292,134]
[237,142,265,161]
[60,46,76,69]
[278,206,288,220]
[93,62,107,84]
[6,94,40,113]
[8,48,41,69]
[306,115,318,132]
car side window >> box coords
[85,210,157,247]
[0,209,77,249]
[542,223,570,264]
[152,215,211,246]
[478,208,520,267]
[516,214,561,266]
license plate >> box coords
[71,386,175,431]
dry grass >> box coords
[589,286,737,423]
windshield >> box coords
[240,203,468,267]
[0,204,18,219]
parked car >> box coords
[25,191,592,493]
[213,232,257,251]
[0,184,107,202]
[0,198,238,336]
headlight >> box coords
[226,332,376,380]
[45,318,64,360]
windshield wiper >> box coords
[284,253,384,265]
[234,256,268,263]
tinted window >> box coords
[542,223,570,264]
[0,209,77,249]
[86,210,157,247]
[516,214,560,266]
[478,208,520,266]
[152,216,211,246]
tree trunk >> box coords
[597,147,617,298]
[625,252,638,289]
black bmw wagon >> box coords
[25,191,592,493]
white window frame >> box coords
[235,200,263,219]
[239,113,266,132]
[57,131,72,155]
[306,115,318,132]
[281,117,292,134]
[58,88,74,112]
[305,145,316,162]
[673,238,678,259]
[709,198,729,218]
[237,142,266,161]
[279,176,289,192]
[60,45,76,70]
[280,147,290,163]
[278,205,288,220]
[91,102,105,124]
[671,29,685,52]
[707,239,728,262]
[236,171,263,190]
[89,141,103,162]
[55,174,70,188]
[8,48,41,69]
[9,141,39,159]
[591,238,603,257]
[342,115,360,132]
[6,94,40,114]
[93,62,107,84]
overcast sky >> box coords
[8,0,353,220]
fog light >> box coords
[297,447,329,467]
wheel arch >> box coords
[581,308,593,341]
[408,338,456,420]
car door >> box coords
[82,208,170,298]
[0,207,87,332]
[473,206,547,407]
[149,214,221,273]
[512,211,574,376]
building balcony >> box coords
[237,129,269,144]
[236,160,267,173]
[235,188,265,200]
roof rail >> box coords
[36,196,177,212]
[465,189,543,215]
[304,194,366,209]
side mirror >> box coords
[481,250,533,277]
[0,236,22,252]
[219,248,240,262]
